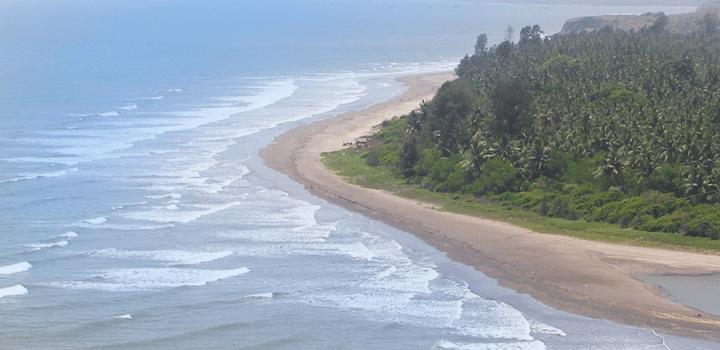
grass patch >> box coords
[321,148,405,190]
[322,148,720,253]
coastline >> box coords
[260,72,720,341]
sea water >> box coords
[0,0,715,348]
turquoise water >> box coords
[0,1,715,348]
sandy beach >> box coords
[261,72,720,341]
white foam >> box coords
[115,314,132,320]
[98,111,119,117]
[309,291,462,329]
[148,149,178,155]
[196,174,245,194]
[118,201,242,224]
[223,225,334,245]
[236,79,297,110]
[337,242,374,261]
[283,225,536,342]
[164,204,179,210]
[0,285,28,298]
[89,249,233,265]
[143,96,164,101]
[361,264,438,295]
[119,104,138,111]
[237,240,376,260]
[166,88,182,93]
[8,127,155,166]
[59,231,78,238]
[1,167,79,183]
[435,340,546,350]
[3,78,317,171]
[52,267,249,291]
[83,217,107,224]
[310,286,537,341]
[0,157,74,166]
[0,262,32,275]
[375,266,396,279]
[453,297,534,341]
[118,201,148,206]
[26,241,68,250]
[528,319,565,337]
[169,79,297,128]
[232,199,321,227]
[85,223,175,231]
[148,193,182,199]
[246,292,273,300]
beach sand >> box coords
[261,72,720,341]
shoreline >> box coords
[260,72,720,341]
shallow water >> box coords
[641,274,720,317]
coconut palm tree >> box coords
[523,138,550,178]
[593,150,628,190]
[460,137,488,177]
[683,165,719,203]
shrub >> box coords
[416,147,442,178]
[646,162,684,196]
[589,192,686,227]
[375,117,407,144]
[593,87,647,105]
[396,137,419,177]
[421,153,462,192]
[640,203,720,238]
[639,190,689,218]
[364,150,380,167]
[545,151,574,180]
[560,154,601,186]
[678,204,720,238]
[576,190,625,215]
[548,196,579,220]
[641,212,685,233]
[470,157,523,196]
[377,144,399,167]
[436,166,473,193]
[502,190,554,210]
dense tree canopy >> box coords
[370,24,720,240]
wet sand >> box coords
[260,72,720,341]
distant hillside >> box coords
[480,0,708,6]
[559,3,720,35]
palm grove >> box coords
[368,15,720,240]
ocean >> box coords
[0,0,715,348]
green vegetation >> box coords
[324,20,720,251]
[322,148,720,251]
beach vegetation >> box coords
[329,22,720,248]
[321,148,720,251]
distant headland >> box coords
[559,1,720,35]
[476,0,708,6]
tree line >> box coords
[369,16,720,240]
